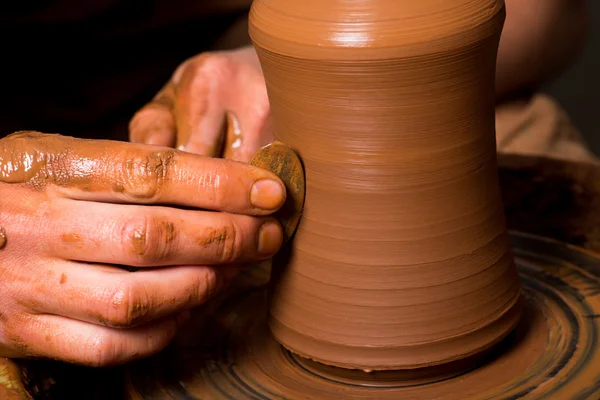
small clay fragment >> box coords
[0,227,7,250]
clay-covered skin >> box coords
[129,46,273,163]
[0,131,286,366]
[250,0,522,370]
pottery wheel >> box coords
[124,231,600,400]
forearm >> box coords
[496,0,588,100]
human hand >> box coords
[129,46,272,162]
[0,131,284,366]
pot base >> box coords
[125,231,600,399]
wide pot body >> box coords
[250,0,522,370]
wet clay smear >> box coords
[249,0,521,369]
[0,227,7,249]
[125,233,600,399]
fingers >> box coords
[173,56,229,156]
[128,48,273,162]
[219,47,273,161]
[221,81,273,162]
[129,84,177,147]
[7,313,182,366]
[3,132,286,214]
[163,52,272,160]
[26,259,238,330]
[129,56,229,156]
[49,199,283,266]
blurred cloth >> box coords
[496,93,596,162]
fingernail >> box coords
[250,179,285,210]
[258,221,283,257]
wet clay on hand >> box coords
[250,0,522,370]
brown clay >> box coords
[249,141,305,243]
[222,113,243,160]
[0,131,284,215]
[4,154,600,399]
[123,232,600,399]
[0,227,7,250]
[249,0,522,370]
[0,131,176,194]
[0,358,31,399]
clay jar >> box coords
[249,0,522,371]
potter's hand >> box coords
[129,46,271,162]
[0,132,284,366]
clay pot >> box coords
[249,0,522,371]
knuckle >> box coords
[192,268,220,303]
[1,317,29,355]
[121,216,170,265]
[214,214,243,264]
[120,150,175,200]
[102,283,148,328]
[194,53,233,79]
[121,217,149,261]
[177,54,234,121]
[82,334,122,367]
[183,54,233,96]
[0,131,69,188]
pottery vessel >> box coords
[250,0,522,370]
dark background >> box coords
[545,0,599,155]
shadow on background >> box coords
[544,0,600,155]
